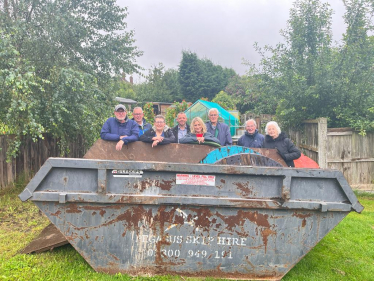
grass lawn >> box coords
[1,178,373,281]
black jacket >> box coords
[171,124,190,143]
[263,132,301,167]
[139,126,176,144]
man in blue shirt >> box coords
[171,112,190,143]
[132,107,152,136]
[100,104,139,151]
[205,108,232,146]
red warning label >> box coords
[176,174,215,186]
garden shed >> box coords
[183,100,239,135]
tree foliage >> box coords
[1,0,142,81]
[142,102,155,125]
[332,0,374,133]
[212,91,236,111]
[179,51,236,101]
[134,64,182,103]
[236,0,374,133]
[0,0,142,159]
[225,72,279,114]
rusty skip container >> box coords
[19,158,363,280]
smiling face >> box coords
[245,120,257,134]
[177,113,187,127]
[267,124,279,139]
[132,108,144,124]
[208,110,219,124]
[154,117,165,131]
[114,109,127,122]
[193,121,203,134]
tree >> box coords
[239,0,335,129]
[0,0,142,159]
[0,0,142,81]
[331,0,374,133]
[241,0,374,133]
[178,51,203,102]
[135,64,182,103]
[179,51,236,101]
[225,72,279,115]
[273,0,334,129]
[212,91,236,111]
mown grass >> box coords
[1,179,373,281]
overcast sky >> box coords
[117,0,347,82]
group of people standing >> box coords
[101,104,301,167]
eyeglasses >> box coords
[116,111,126,114]
[209,114,218,117]
[133,113,143,116]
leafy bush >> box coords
[212,91,236,110]
[143,103,155,125]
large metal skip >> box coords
[19,157,363,280]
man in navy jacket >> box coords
[100,104,139,151]
[237,119,264,148]
[205,108,232,146]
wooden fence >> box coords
[287,118,373,191]
[287,118,328,168]
[326,128,374,191]
[0,134,86,189]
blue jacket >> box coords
[131,118,152,136]
[100,117,139,144]
[205,121,232,146]
[237,130,264,148]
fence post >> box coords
[318,118,328,168]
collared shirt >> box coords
[178,126,188,140]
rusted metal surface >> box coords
[20,223,68,254]
[19,158,363,279]
[252,148,288,167]
[83,139,217,163]
[84,140,286,167]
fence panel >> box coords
[0,134,86,189]
[287,118,327,168]
[327,129,374,191]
